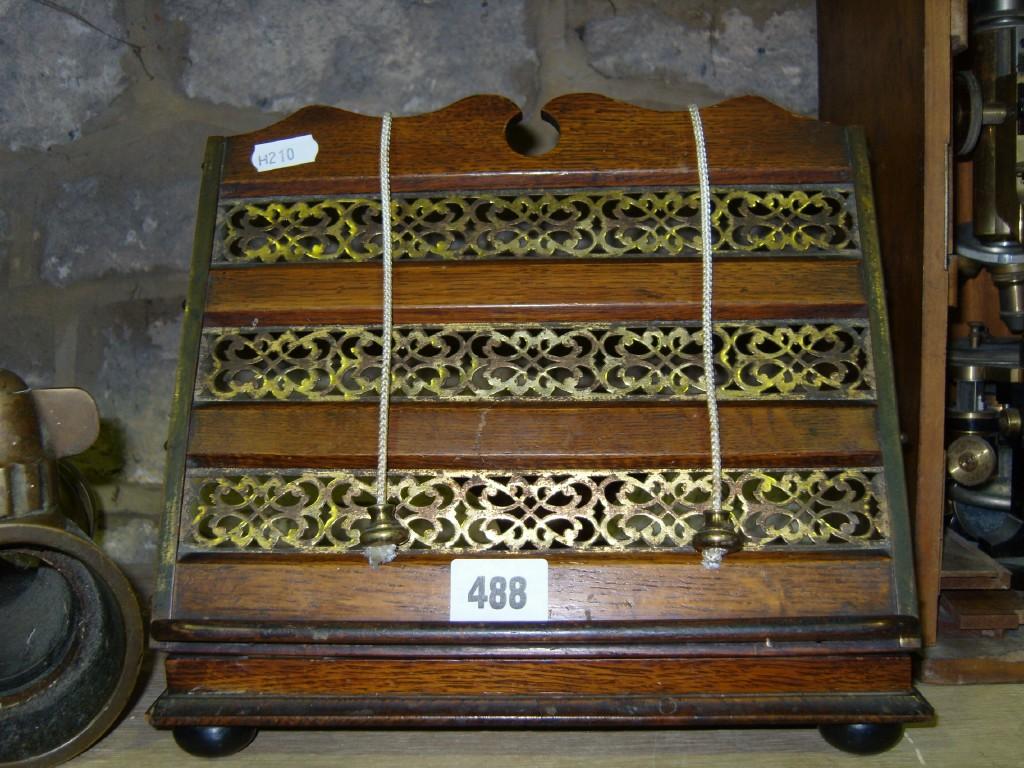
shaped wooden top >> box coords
[219,94,851,198]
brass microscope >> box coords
[950,0,1024,568]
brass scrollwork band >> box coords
[196,321,875,402]
[216,188,859,264]
[191,186,879,560]
[182,468,888,554]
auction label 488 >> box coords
[449,558,549,622]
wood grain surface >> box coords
[164,655,911,696]
[219,94,850,198]
[148,689,932,729]
[186,401,882,469]
[151,615,916,650]
[171,552,893,622]
[940,591,1024,632]
[74,666,1017,768]
[939,530,1011,591]
[818,0,951,644]
[921,626,1024,684]
[203,258,868,326]
[159,84,915,729]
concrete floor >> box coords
[71,665,1024,768]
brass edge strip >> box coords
[152,137,226,621]
[198,317,873,331]
[181,464,888,478]
[849,127,919,631]
[221,183,857,202]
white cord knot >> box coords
[365,544,397,568]
[701,547,727,570]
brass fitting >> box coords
[0,370,143,768]
[946,434,998,487]
[361,502,409,547]
[0,370,59,520]
[693,509,744,567]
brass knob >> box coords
[693,509,743,568]
[947,434,997,487]
[361,503,408,547]
[999,407,1022,441]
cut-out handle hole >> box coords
[505,111,560,156]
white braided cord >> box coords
[688,105,723,524]
[372,108,722,558]
[376,113,394,508]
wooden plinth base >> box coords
[149,690,932,729]
[148,652,932,730]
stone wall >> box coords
[0,0,817,587]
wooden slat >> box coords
[151,616,918,649]
[187,402,881,469]
[920,627,1024,684]
[940,530,1012,591]
[148,688,933,729]
[219,94,850,198]
[165,655,910,696]
[941,592,1024,632]
[171,552,894,623]
[204,259,867,327]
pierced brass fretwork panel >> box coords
[182,468,889,553]
[196,321,875,403]
[215,188,859,264]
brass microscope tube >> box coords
[957,0,1024,329]
[0,370,143,768]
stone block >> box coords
[0,297,56,389]
[580,2,818,115]
[0,0,127,150]
[41,176,198,286]
[76,299,183,486]
[0,207,8,285]
[168,0,538,114]
[96,511,160,568]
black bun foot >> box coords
[819,722,904,755]
[173,726,258,758]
